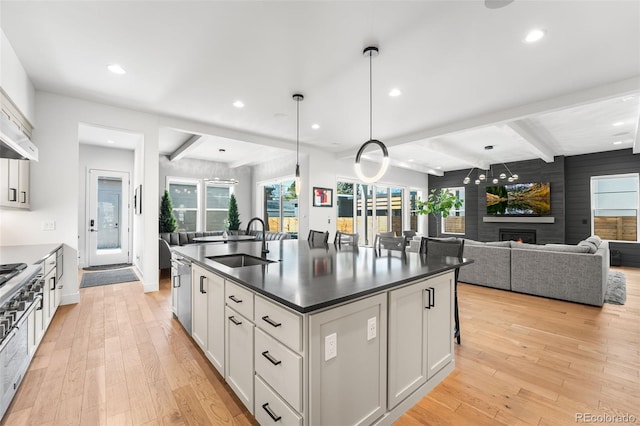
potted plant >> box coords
[416,189,463,237]
[159,189,177,233]
[227,194,241,234]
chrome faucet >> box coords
[246,217,269,256]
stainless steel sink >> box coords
[207,254,275,268]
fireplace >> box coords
[499,228,537,244]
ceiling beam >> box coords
[336,76,640,159]
[169,134,202,161]
[427,138,492,170]
[506,119,557,163]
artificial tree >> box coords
[416,188,463,237]
[227,194,241,231]
[159,189,177,233]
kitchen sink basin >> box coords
[207,254,275,268]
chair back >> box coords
[375,234,407,253]
[308,230,329,244]
[334,231,359,246]
[420,237,464,280]
[402,230,417,240]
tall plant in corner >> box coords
[159,189,177,233]
[227,194,241,231]
[416,189,463,237]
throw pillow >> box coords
[578,240,598,254]
[545,244,592,254]
[586,235,602,248]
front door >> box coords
[88,169,130,266]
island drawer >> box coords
[43,252,57,276]
[255,296,302,352]
[225,281,254,320]
[255,375,302,426]
[255,328,302,411]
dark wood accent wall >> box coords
[429,157,565,244]
[565,149,640,268]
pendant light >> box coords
[293,93,304,196]
[354,46,389,183]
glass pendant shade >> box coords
[475,179,481,185]
[499,173,506,179]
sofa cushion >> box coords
[179,233,189,246]
[463,239,511,247]
[510,242,547,250]
[578,240,598,253]
[546,244,592,254]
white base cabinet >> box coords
[189,263,455,426]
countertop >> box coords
[173,240,471,313]
[0,243,63,265]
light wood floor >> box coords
[2,267,639,425]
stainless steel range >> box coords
[0,262,43,420]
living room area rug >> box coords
[80,268,139,288]
[604,271,626,305]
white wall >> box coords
[0,29,35,124]
[0,91,161,301]
[159,156,252,228]
[77,144,135,267]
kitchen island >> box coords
[173,240,470,426]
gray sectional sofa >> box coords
[458,236,609,306]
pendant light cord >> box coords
[296,99,300,165]
[369,50,373,141]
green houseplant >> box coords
[416,189,463,237]
[159,189,177,233]
[227,194,241,232]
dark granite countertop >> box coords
[173,240,471,313]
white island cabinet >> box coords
[185,260,456,426]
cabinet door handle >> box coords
[173,276,180,288]
[261,403,282,422]
[228,295,242,304]
[50,277,56,291]
[424,288,431,309]
[199,276,206,294]
[20,191,27,203]
[429,286,435,308]
[229,316,242,326]
[261,351,282,366]
[9,188,17,202]
[261,315,282,328]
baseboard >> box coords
[61,291,80,305]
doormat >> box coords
[604,271,626,305]
[80,268,139,288]
[82,263,132,271]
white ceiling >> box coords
[2,1,639,173]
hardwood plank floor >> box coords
[2,267,638,425]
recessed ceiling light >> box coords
[389,88,402,97]
[524,29,545,43]
[107,140,115,144]
[435,166,442,170]
[107,64,126,75]
[311,124,320,130]
[613,121,625,126]
[233,101,244,108]
[613,141,624,145]
[408,159,414,162]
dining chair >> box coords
[334,231,359,246]
[419,237,465,344]
[374,234,407,253]
[308,229,330,244]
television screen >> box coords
[486,182,551,216]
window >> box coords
[206,184,231,231]
[442,187,465,235]
[591,174,639,242]
[168,179,199,232]
[409,190,419,232]
[262,179,298,238]
[338,180,405,245]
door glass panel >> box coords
[282,180,299,238]
[337,182,355,233]
[97,177,121,250]
[264,183,280,232]
[391,187,403,236]
[375,186,389,235]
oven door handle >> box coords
[0,328,17,352]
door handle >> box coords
[20,191,27,203]
[50,277,56,291]
[429,287,435,308]
[261,316,282,328]
[228,295,242,304]
[262,403,282,422]
[199,275,206,294]
[424,288,431,309]
[8,188,17,202]
[261,351,282,366]
[229,316,242,326]
[172,276,180,288]
[90,229,98,232]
